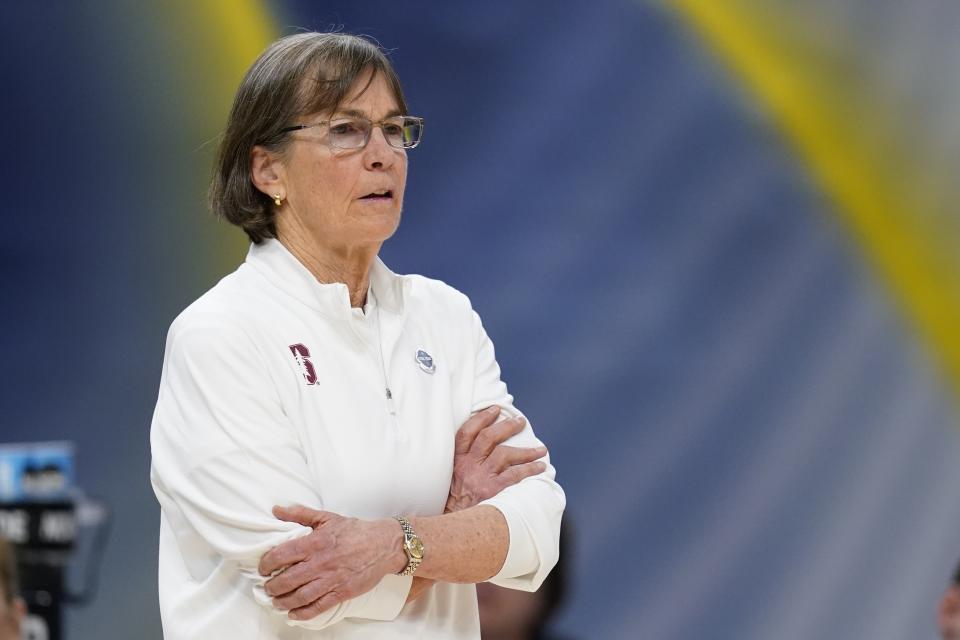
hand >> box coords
[445,406,548,513]
[258,505,402,620]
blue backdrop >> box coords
[2,1,959,638]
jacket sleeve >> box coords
[468,309,566,591]
[150,317,410,629]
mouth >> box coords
[359,189,393,201]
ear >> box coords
[250,145,286,199]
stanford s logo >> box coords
[288,343,318,385]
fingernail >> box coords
[536,461,547,471]
[487,406,500,414]
[535,446,547,453]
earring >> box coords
[273,193,283,206]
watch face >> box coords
[409,537,425,559]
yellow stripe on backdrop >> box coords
[166,0,278,124]
[668,0,960,417]
[157,0,279,272]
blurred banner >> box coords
[0,442,76,639]
[671,0,960,407]
[2,1,959,639]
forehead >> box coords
[331,71,401,118]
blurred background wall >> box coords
[2,1,959,638]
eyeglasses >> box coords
[279,115,424,150]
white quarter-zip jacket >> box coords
[150,239,565,639]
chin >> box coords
[371,210,402,242]
[354,225,399,250]
[345,202,402,247]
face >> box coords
[266,71,408,254]
[940,584,960,640]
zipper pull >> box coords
[385,387,397,416]
[386,388,402,434]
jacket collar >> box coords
[245,239,406,316]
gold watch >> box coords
[394,516,425,576]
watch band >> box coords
[394,516,424,577]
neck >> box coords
[276,224,380,309]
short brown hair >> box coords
[210,32,409,243]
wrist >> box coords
[393,515,425,576]
[445,488,474,513]
[379,518,408,575]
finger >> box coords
[473,416,526,458]
[454,406,501,454]
[273,577,333,612]
[272,504,334,528]
[488,444,548,473]
[498,460,547,487]
[265,557,321,597]
[288,590,346,621]
[260,534,311,577]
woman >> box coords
[150,32,565,639]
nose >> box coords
[363,125,397,170]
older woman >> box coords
[150,32,565,639]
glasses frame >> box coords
[279,115,425,150]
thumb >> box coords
[455,406,500,454]
[272,504,332,528]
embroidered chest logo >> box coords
[289,343,318,385]
[415,349,436,374]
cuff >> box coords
[250,572,411,628]
[478,497,539,581]
[346,573,412,621]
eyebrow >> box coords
[334,107,403,120]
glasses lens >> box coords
[327,119,370,149]
[382,117,423,149]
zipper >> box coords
[370,288,401,429]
